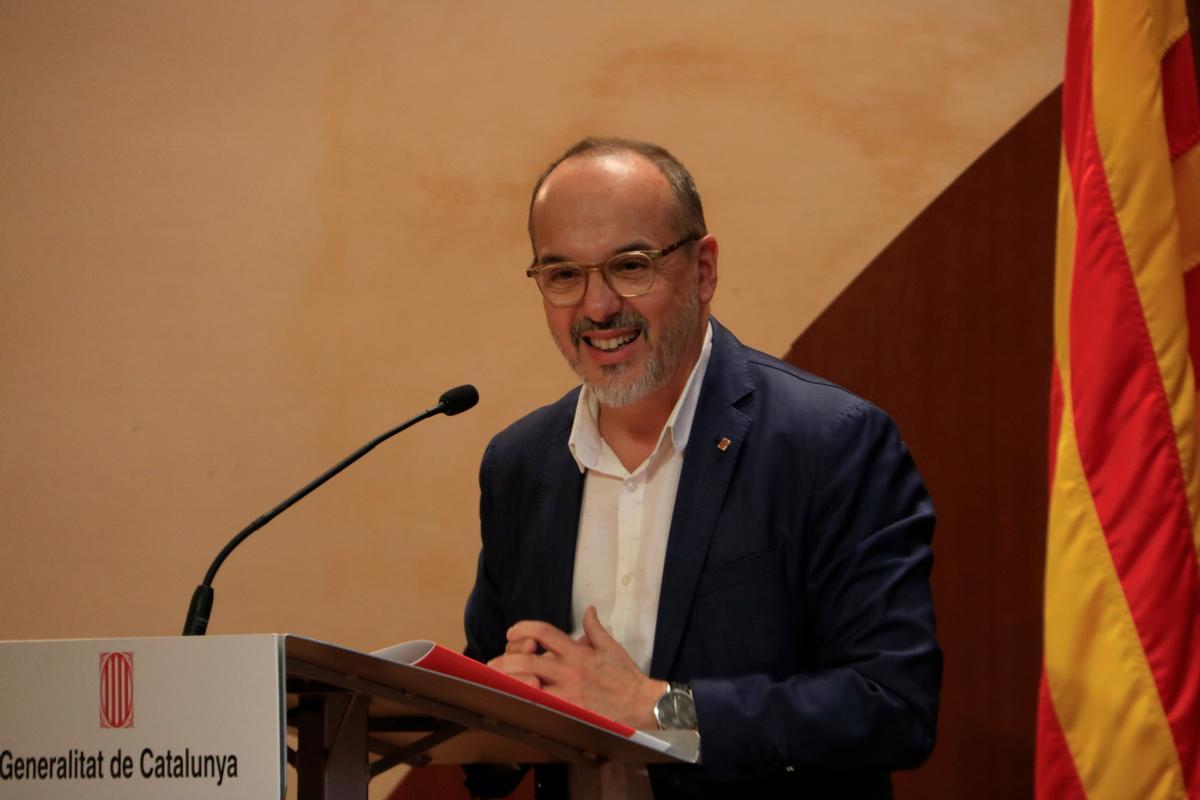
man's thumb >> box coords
[582,605,617,650]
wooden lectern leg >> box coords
[295,693,370,800]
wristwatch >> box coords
[653,681,697,730]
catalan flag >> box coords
[1036,0,1200,797]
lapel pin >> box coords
[717,437,731,451]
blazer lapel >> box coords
[650,320,753,677]
[531,399,585,633]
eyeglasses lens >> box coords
[605,253,654,296]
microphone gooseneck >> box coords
[181,384,479,636]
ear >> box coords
[696,234,718,304]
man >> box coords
[464,138,940,798]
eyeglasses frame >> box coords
[526,233,702,306]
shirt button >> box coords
[621,574,632,586]
[624,479,637,491]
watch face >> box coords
[656,685,697,730]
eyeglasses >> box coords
[526,234,701,307]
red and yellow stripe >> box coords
[1037,1,1200,798]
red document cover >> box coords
[372,640,669,748]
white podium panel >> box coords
[0,635,285,799]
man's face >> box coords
[529,153,715,408]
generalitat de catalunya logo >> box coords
[99,651,134,729]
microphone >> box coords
[438,384,479,416]
[182,384,479,636]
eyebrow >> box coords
[537,241,655,265]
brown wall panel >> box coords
[786,90,1061,798]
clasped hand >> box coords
[487,605,666,730]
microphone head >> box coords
[438,384,479,416]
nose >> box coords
[579,267,622,322]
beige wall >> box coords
[1,1,1062,656]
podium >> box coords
[0,635,697,799]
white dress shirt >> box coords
[565,322,713,800]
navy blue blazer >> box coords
[465,320,940,798]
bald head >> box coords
[530,152,681,265]
[527,137,707,252]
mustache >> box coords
[571,311,649,346]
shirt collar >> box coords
[567,321,714,474]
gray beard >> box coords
[565,289,701,409]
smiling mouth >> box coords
[583,331,641,352]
